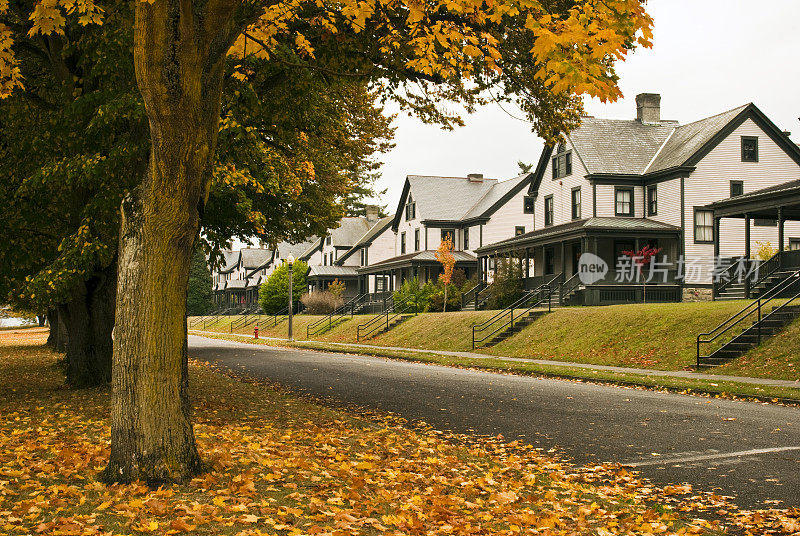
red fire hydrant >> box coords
[254,326,259,339]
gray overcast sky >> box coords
[372,0,800,212]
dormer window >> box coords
[405,195,416,221]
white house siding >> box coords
[304,249,322,267]
[395,195,426,255]
[648,178,682,227]
[367,227,396,265]
[534,140,593,229]
[683,118,800,285]
[593,184,646,219]
[480,188,535,248]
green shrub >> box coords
[259,260,308,314]
[393,277,433,313]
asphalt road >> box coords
[189,335,800,508]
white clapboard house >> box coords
[474,94,800,305]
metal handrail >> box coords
[306,294,367,338]
[189,308,222,328]
[559,273,582,305]
[472,285,552,349]
[462,282,488,309]
[356,298,398,340]
[697,269,800,365]
[713,256,747,297]
[203,307,237,328]
[357,300,415,341]
[230,307,262,332]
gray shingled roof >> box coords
[329,217,374,247]
[218,250,239,273]
[337,215,394,264]
[225,279,248,290]
[647,104,750,172]
[307,265,359,278]
[462,173,530,220]
[239,248,273,270]
[564,104,752,176]
[568,118,676,175]
[407,175,497,221]
[477,217,681,253]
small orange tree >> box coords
[435,236,456,312]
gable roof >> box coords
[646,104,750,172]
[530,103,800,193]
[298,217,374,261]
[217,250,240,273]
[239,248,274,270]
[568,117,676,175]
[328,217,372,247]
[336,215,394,264]
[392,173,534,230]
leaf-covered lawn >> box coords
[2,329,798,535]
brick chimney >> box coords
[365,204,380,223]
[467,173,484,182]
[636,93,661,124]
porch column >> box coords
[560,241,566,277]
[744,214,751,299]
[524,249,530,279]
[778,206,785,266]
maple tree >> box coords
[435,235,456,312]
[1,0,653,482]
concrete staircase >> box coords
[359,313,414,339]
[481,310,547,347]
[698,305,800,367]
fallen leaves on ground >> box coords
[0,330,796,536]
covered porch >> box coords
[306,265,360,299]
[475,218,683,306]
[706,179,800,299]
[356,250,478,295]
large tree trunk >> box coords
[103,0,235,483]
[58,262,117,387]
[46,308,58,348]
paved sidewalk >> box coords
[189,329,800,389]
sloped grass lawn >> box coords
[1,329,759,536]
[716,319,800,381]
[487,301,753,371]
[193,301,779,372]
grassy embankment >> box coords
[2,328,764,536]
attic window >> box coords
[741,137,758,162]
[405,195,416,221]
[552,151,572,179]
